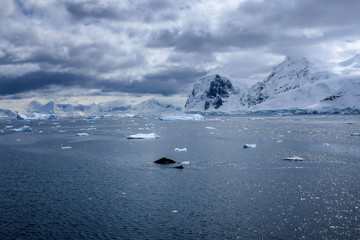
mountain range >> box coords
[185,55,360,114]
[1,55,359,118]
[0,99,182,118]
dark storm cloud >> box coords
[0,67,206,96]
[65,0,179,23]
[147,28,270,53]
[97,68,207,95]
[0,71,89,95]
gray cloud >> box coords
[0,0,359,101]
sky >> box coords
[1,0,360,110]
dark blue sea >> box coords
[0,115,359,239]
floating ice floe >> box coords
[283,156,304,161]
[181,161,190,165]
[126,133,160,139]
[174,148,187,152]
[157,113,204,121]
[243,144,256,148]
[61,146,72,150]
[205,126,216,130]
[350,133,360,136]
[75,133,89,136]
[10,125,33,132]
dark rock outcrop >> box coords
[154,157,176,164]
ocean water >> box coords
[0,115,359,239]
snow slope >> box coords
[185,55,360,114]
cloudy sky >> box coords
[1,0,360,109]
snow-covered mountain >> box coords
[185,56,360,114]
[11,99,182,119]
[242,57,335,107]
[184,74,242,112]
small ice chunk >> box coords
[75,133,89,136]
[205,126,216,130]
[171,210,178,213]
[350,133,360,136]
[243,144,256,148]
[61,146,72,150]
[11,125,32,132]
[323,143,330,146]
[126,133,160,139]
[283,156,304,161]
[181,161,190,165]
[174,148,187,152]
[5,126,13,128]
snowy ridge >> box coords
[185,55,360,114]
[11,99,182,119]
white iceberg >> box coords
[61,146,72,149]
[243,144,256,148]
[205,126,216,130]
[283,156,304,161]
[75,133,89,136]
[17,112,58,120]
[181,161,190,165]
[350,133,360,136]
[10,125,33,132]
[126,133,160,139]
[174,148,187,152]
[157,113,204,121]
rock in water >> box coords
[154,157,176,164]
[173,165,184,169]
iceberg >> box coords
[181,161,190,165]
[243,144,256,148]
[17,112,58,120]
[283,156,304,161]
[157,113,204,121]
[126,133,160,139]
[174,148,187,152]
[61,146,72,149]
[75,133,89,136]
[205,126,216,130]
[10,125,33,132]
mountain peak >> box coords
[185,74,239,111]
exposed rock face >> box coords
[185,74,239,111]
